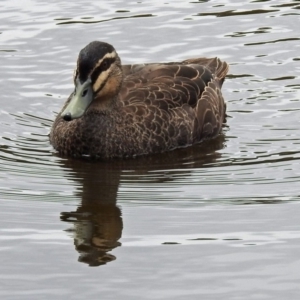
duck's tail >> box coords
[192,72,228,142]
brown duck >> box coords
[50,41,229,159]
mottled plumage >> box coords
[50,41,229,159]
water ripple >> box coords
[1,0,300,297]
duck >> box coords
[50,41,229,159]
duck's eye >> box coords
[100,59,111,72]
[102,60,108,69]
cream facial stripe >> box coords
[91,51,117,73]
[90,51,117,93]
[92,68,110,93]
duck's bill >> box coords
[61,78,93,121]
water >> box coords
[0,0,300,299]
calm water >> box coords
[1,0,300,299]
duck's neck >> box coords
[88,94,121,115]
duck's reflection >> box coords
[59,134,226,267]
[61,203,122,267]
[60,158,123,267]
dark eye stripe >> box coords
[91,57,115,83]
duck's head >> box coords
[62,41,123,121]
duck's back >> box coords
[119,57,228,147]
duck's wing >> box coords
[181,57,228,85]
[122,57,228,82]
[190,58,229,141]
[120,62,217,109]
[120,58,229,142]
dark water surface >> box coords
[1,0,300,299]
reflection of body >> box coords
[50,41,228,159]
[61,203,122,267]
[59,133,225,266]
[60,159,123,267]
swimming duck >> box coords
[50,41,229,159]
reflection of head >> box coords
[61,204,122,267]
